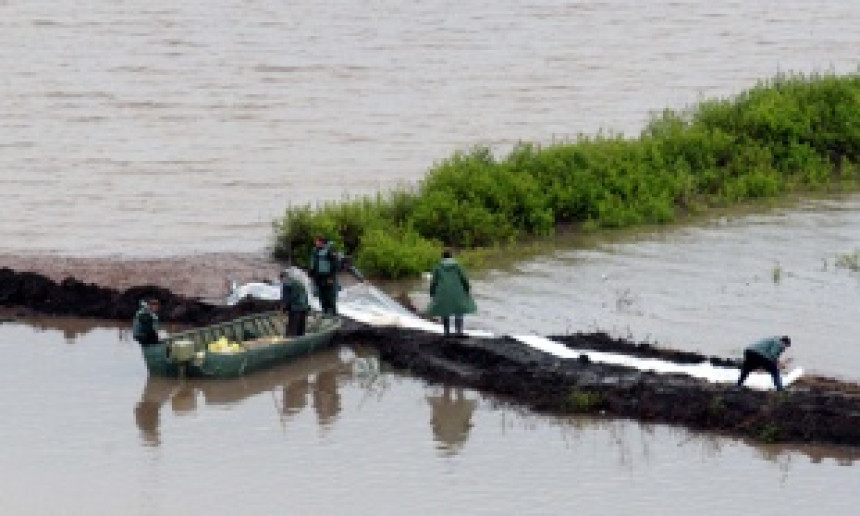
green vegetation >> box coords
[565,389,607,413]
[273,73,860,278]
[771,262,783,284]
[757,422,783,443]
[835,249,860,272]
[708,395,726,417]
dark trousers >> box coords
[442,315,464,336]
[286,310,308,337]
[738,350,783,390]
[135,332,160,347]
[316,281,338,315]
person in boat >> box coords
[280,268,310,337]
[132,298,161,347]
[427,249,477,337]
[308,237,364,315]
[737,335,792,391]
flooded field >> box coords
[468,194,860,382]
[1,320,857,515]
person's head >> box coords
[147,298,160,312]
[442,249,453,259]
[314,237,326,249]
[780,335,791,347]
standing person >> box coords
[309,237,339,315]
[280,268,310,336]
[132,298,161,347]
[737,335,792,391]
[427,249,477,337]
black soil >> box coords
[3,266,860,448]
[0,266,279,325]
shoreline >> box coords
[2,264,860,447]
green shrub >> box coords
[272,73,860,278]
[355,227,441,279]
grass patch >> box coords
[757,422,783,443]
[835,249,860,272]
[565,389,607,413]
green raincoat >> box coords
[427,258,477,317]
[746,336,788,362]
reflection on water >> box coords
[427,386,478,456]
[2,320,859,514]
[6,314,185,344]
[134,348,352,446]
[9,315,129,343]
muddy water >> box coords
[1,321,857,516]
[1,0,858,255]
[3,2,860,511]
[465,194,860,381]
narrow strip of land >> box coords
[2,265,859,447]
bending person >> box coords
[737,335,792,391]
[280,268,310,336]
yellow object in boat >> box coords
[207,336,243,353]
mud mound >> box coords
[0,252,282,301]
[339,325,860,448]
[0,267,277,325]
[4,266,860,447]
[551,333,741,368]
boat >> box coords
[141,311,342,378]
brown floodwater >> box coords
[1,319,858,515]
[2,1,860,512]
[462,194,860,382]
[1,0,857,256]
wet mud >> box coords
[0,266,279,325]
[339,324,860,448]
[3,266,860,448]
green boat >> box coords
[141,311,342,378]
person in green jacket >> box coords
[280,268,310,336]
[132,298,161,347]
[737,335,792,391]
[309,237,339,315]
[308,237,365,316]
[427,250,477,337]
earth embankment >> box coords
[2,265,859,448]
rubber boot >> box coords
[454,315,464,337]
[442,317,451,337]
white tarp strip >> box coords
[227,280,801,390]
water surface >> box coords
[1,0,857,255]
[1,321,857,515]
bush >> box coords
[273,72,860,278]
[355,227,441,279]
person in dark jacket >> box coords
[308,237,364,315]
[737,335,792,391]
[132,298,161,347]
[281,268,310,336]
[309,237,339,315]
[427,250,477,337]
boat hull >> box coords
[141,311,341,378]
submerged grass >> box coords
[835,249,860,272]
[273,73,860,279]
